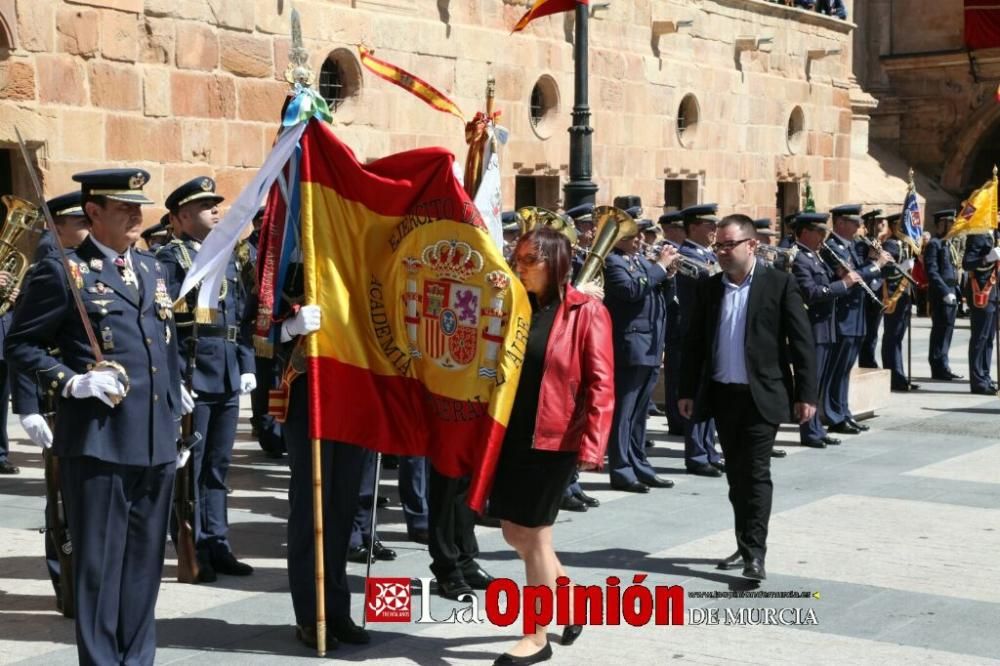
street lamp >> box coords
[563,2,599,210]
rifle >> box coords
[174,331,202,583]
[42,439,74,618]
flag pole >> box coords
[907,168,914,388]
[993,165,1000,400]
[361,452,383,629]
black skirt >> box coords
[489,297,578,528]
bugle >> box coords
[0,195,46,315]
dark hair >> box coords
[81,194,108,224]
[717,214,755,237]
[515,226,572,300]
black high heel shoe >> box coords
[561,624,583,646]
[493,642,552,664]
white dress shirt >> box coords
[712,259,756,384]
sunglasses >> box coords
[711,238,753,253]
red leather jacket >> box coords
[531,285,615,466]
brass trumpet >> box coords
[755,244,799,267]
[856,235,917,285]
[0,195,46,315]
[573,206,638,287]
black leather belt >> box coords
[197,324,240,342]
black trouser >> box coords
[427,465,479,582]
[0,358,9,463]
[711,383,778,563]
[251,354,284,453]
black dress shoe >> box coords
[971,386,999,396]
[561,624,583,646]
[709,460,726,472]
[347,545,371,564]
[463,566,495,590]
[686,463,722,477]
[331,614,371,644]
[645,439,655,448]
[742,558,766,580]
[648,404,666,417]
[611,480,650,493]
[573,490,600,507]
[436,576,473,600]
[845,418,869,432]
[560,495,588,512]
[821,436,841,446]
[493,642,552,665]
[0,461,20,474]
[639,475,675,489]
[376,495,390,508]
[408,528,429,545]
[801,439,827,449]
[213,552,254,576]
[196,561,217,583]
[948,371,964,380]
[372,541,396,561]
[828,421,861,435]
[770,449,787,458]
[295,624,338,650]
[716,550,744,570]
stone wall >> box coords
[1,0,857,224]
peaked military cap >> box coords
[73,168,153,205]
[624,205,643,219]
[884,212,903,225]
[613,195,642,211]
[754,218,779,236]
[829,203,863,221]
[565,203,595,222]
[46,191,84,218]
[165,176,225,213]
[681,203,720,222]
[637,218,656,232]
[783,211,801,225]
[795,212,831,231]
[501,211,520,233]
[140,216,171,240]
[861,208,883,222]
[933,209,956,220]
[658,211,684,227]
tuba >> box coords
[572,205,638,287]
[0,195,46,315]
[516,206,579,247]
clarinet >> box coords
[820,243,885,309]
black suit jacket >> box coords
[679,264,816,425]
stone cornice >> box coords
[706,0,855,34]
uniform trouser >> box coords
[881,296,912,388]
[427,466,479,582]
[0,359,9,463]
[712,384,778,563]
[285,379,367,625]
[826,335,861,425]
[968,302,998,391]
[607,364,659,486]
[62,456,174,666]
[191,391,240,562]
[398,456,429,534]
[800,342,834,443]
[928,294,958,373]
[250,354,284,453]
[859,299,881,368]
[349,449,378,549]
[664,341,684,433]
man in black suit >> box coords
[679,214,816,581]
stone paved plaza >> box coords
[1,316,998,665]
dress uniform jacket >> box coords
[924,236,960,301]
[792,242,847,345]
[962,233,999,392]
[822,234,882,339]
[603,249,672,366]
[962,233,1000,308]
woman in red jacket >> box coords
[489,226,615,665]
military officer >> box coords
[604,206,678,492]
[791,213,856,448]
[821,204,890,434]
[677,204,724,476]
[858,209,887,368]
[923,210,963,380]
[879,214,919,391]
[962,227,1000,394]
[157,177,256,582]
[5,168,193,664]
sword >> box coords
[13,127,129,399]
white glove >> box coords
[576,280,604,300]
[987,247,1000,263]
[240,373,257,395]
[944,292,958,305]
[180,385,196,415]
[66,369,125,408]
[899,259,915,272]
[281,304,322,342]
[20,414,52,449]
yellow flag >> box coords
[947,171,998,238]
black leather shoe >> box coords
[828,421,861,435]
[821,435,841,446]
[971,386,999,396]
[213,552,253,576]
[493,642,552,665]
[716,550,744,570]
[347,545,371,564]
[845,418,869,432]
[463,566,495,590]
[990,381,999,392]
[0,461,20,474]
[801,439,827,448]
[611,480,650,493]
[743,558,766,581]
[648,404,666,417]
[686,463,722,477]
[639,475,675,489]
[295,624,338,650]
[645,439,655,448]
[372,541,396,561]
[331,614,370,644]
[196,562,217,583]
[771,449,787,458]
[947,371,964,380]
[574,490,600,507]
[560,495,588,512]
[709,460,726,472]
[436,576,473,600]
[561,624,583,646]
[376,495,390,508]
[408,528,429,545]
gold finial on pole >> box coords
[993,164,998,178]
[907,167,915,193]
[285,9,314,88]
[485,76,496,117]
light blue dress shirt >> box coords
[712,260,756,384]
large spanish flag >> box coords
[512,0,588,33]
[296,120,529,511]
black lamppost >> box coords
[563,2,598,210]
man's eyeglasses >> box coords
[513,253,547,267]
[711,238,753,253]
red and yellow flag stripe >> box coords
[512,0,587,33]
[359,46,464,121]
